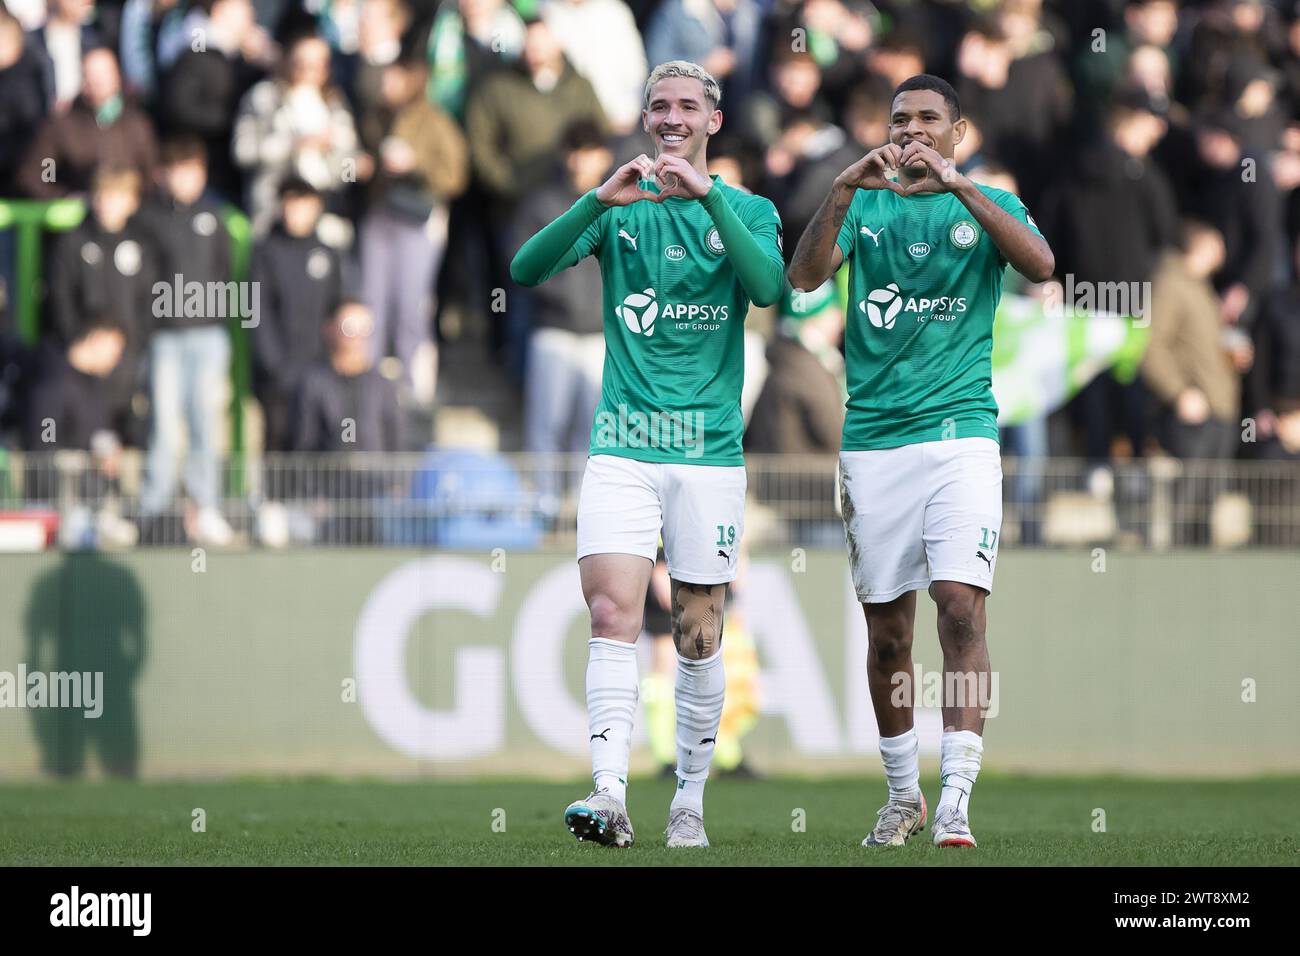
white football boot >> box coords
[931,805,977,848]
[861,792,927,847]
[665,807,709,848]
[564,788,635,848]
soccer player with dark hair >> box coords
[788,73,1054,850]
[512,60,784,849]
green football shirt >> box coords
[570,175,783,465]
[835,185,1042,450]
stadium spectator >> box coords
[862,27,925,90]
[45,165,157,444]
[420,0,525,123]
[739,47,831,146]
[465,14,607,208]
[510,120,609,510]
[17,46,158,198]
[159,0,275,201]
[1038,88,1179,467]
[233,32,359,234]
[0,6,52,192]
[24,318,127,452]
[134,135,236,545]
[28,0,104,112]
[764,108,861,264]
[745,281,844,455]
[763,0,875,115]
[1143,219,1246,461]
[464,13,607,361]
[22,317,140,548]
[644,0,763,114]
[1162,110,1283,331]
[251,176,351,452]
[358,53,467,407]
[292,300,403,452]
[954,12,1071,208]
[543,0,647,135]
[340,0,410,124]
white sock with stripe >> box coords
[586,637,638,805]
[938,730,984,817]
[879,729,922,804]
[670,650,725,816]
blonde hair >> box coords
[644,60,721,112]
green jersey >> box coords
[835,185,1042,450]
[513,176,785,465]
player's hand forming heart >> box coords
[596,154,661,206]
[652,154,713,200]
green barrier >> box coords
[0,549,1296,780]
[0,199,254,473]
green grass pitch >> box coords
[1,776,1295,866]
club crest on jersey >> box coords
[949,220,979,250]
[704,227,725,255]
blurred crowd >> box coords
[1,0,1299,542]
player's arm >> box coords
[510,154,657,286]
[654,154,784,307]
[898,141,1055,282]
[786,145,906,291]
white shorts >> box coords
[840,437,1003,603]
[576,454,746,584]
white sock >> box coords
[670,650,725,815]
[586,637,638,805]
[938,730,983,817]
[879,729,921,804]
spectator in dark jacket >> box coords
[0,7,51,193]
[293,300,403,452]
[45,165,158,443]
[1039,88,1179,465]
[24,319,126,452]
[17,46,157,198]
[251,176,351,451]
[133,135,236,545]
[159,0,272,201]
[27,0,103,111]
[511,121,610,464]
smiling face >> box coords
[889,88,965,161]
[643,76,721,164]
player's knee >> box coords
[588,592,638,641]
[867,624,912,664]
[672,582,724,660]
[933,585,983,647]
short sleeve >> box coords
[835,191,863,263]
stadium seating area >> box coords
[0,0,1299,547]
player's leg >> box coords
[922,437,1003,848]
[840,447,930,846]
[659,463,746,847]
[565,455,660,847]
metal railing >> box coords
[0,450,1298,549]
